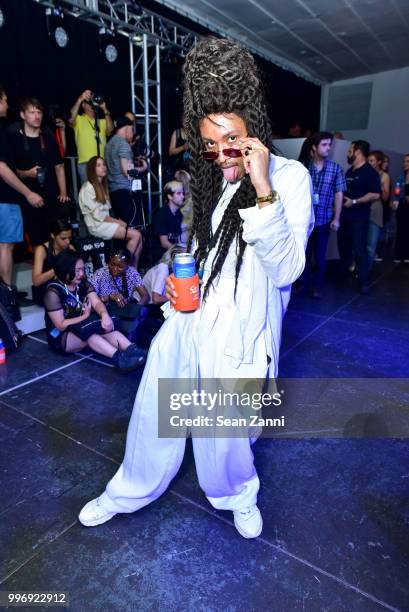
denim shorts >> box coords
[0,203,23,243]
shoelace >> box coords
[238,507,253,516]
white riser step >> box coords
[13,262,34,299]
[16,305,45,335]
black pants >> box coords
[338,212,370,285]
[20,199,57,246]
[395,202,409,260]
[302,223,331,290]
[110,189,145,227]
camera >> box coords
[90,93,104,106]
[128,168,140,179]
[36,166,47,187]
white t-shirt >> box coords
[143,262,169,303]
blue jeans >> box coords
[77,162,88,185]
[367,221,381,265]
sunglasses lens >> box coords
[201,148,243,160]
[223,148,242,158]
[201,151,218,160]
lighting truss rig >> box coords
[33,0,199,216]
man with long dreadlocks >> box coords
[79,37,313,538]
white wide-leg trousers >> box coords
[100,299,269,514]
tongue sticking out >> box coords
[222,165,238,182]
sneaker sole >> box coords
[234,516,263,539]
[78,511,117,527]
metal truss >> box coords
[33,0,199,217]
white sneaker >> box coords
[393,259,401,264]
[404,260,409,264]
[78,496,117,527]
[233,505,263,539]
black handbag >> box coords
[0,302,22,351]
[0,280,21,322]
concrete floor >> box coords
[0,261,408,612]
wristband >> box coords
[256,190,279,204]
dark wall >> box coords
[0,1,131,129]
[0,0,320,152]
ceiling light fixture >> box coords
[0,5,6,29]
[46,7,69,48]
[99,26,119,63]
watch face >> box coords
[55,26,69,48]
[105,44,118,63]
[0,9,5,28]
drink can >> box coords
[173,253,196,278]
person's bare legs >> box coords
[86,334,119,358]
[0,243,14,285]
[64,333,88,353]
[103,330,131,351]
[112,225,143,268]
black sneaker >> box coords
[125,343,147,361]
[112,346,147,371]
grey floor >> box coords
[0,261,408,612]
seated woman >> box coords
[79,156,143,267]
[91,248,149,309]
[44,250,146,370]
[32,219,74,305]
[91,248,149,342]
[143,244,185,304]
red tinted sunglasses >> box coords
[201,148,243,161]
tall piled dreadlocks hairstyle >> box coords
[183,37,272,299]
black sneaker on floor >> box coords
[112,345,147,371]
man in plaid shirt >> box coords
[302,131,345,298]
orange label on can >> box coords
[171,273,200,312]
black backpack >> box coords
[0,302,22,351]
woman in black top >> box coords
[32,219,74,305]
[44,250,146,370]
[168,122,189,174]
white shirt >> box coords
[163,154,314,377]
[143,263,168,303]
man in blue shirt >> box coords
[302,131,345,298]
[338,140,381,294]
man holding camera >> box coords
[105,116,143,227]
[69,89,114,184]
[8,97,69,246]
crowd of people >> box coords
[298,132,409,297]
[0,81,408,369]
[0,83,194,367]
[0,31,408,540]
